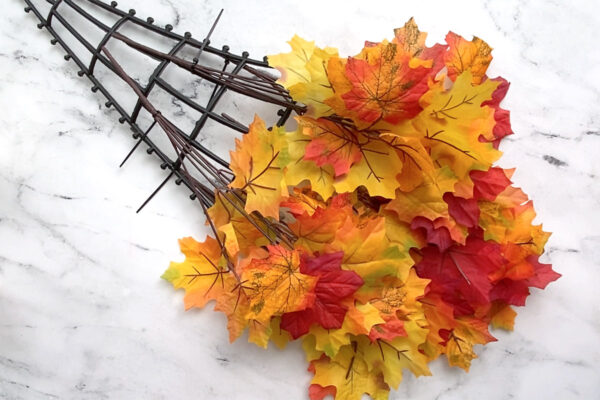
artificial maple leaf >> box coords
[308,383,337,400]
[380,132,436,192]
[525,255,561,289]
[298,116,406,198]
[212,284,251,343]
[490,278,531,306]
[383,214,422,253]
[301,116,364,177]
[281,252,363,338]
[408,71,502,179]
[290,196,354,253]
[415,237,505,312]
[162,236,235,310]
[332,135,405,199]
[481,77,514,148]
[386,166,457,224]
[392,19,448,76]
[163,237,256,343]
[369,319,407,342]
[248,319,273,348]
[328,41,431,128]
[267,35,338,117]
[267,35,314,88]
[229,115,288,219]
[207,191,271,257]
[485,248,559,307]
[310,343,391,400]
[489,303,517,331]
[308,302,384,358]
[443,192,480,228]
[327,216,413,284]
[283,125,335,201]
[280,187,326,217]
[366,269,430,344]
[442,316,497,371]
[411,216,455,251]
[444,32,493,84]
[242,245,317,323]
[247,317,293,349]
[470,167,512,201]
[479,191,551,254]
[363,320,431,389]
[393,17,427,56]
[418,292,459,359]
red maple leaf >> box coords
[411,216,454,251]
[415,238,505,313]
[280,251,363,339]
[369,319,407,342]
[470,167,512,201]
[525,255,561,289]
[443,193,480,228]
[482,77,514,149]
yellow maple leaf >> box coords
[310,341,391,400]
[385,166,457,224]
[296,116,405,199]
[248,317,292,349]
[333,136,404,199]
[229,115,288,220]
[267,35,338,117]
[402,70,502,180]
[490,303,517,331]
[241,245,317,323]
[364,269,429,319]
[283,125,335,201]
[207,192,273,258]
[327,216,413,284]
[445,317,496,371]
[362,319,431,389]
[383,213,422,252]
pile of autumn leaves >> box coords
[162,19,560,400]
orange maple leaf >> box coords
[329,41,431,128]
[444,32,493,84]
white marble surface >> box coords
[1,0,599,399]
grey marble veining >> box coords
[0,0,599,399]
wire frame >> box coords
[22,0,304,262]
